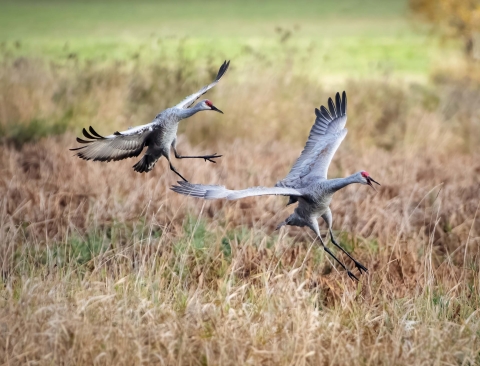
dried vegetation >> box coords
[0,57,480,365]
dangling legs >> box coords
[172,139,222,163]
[323,241,359,281]
[322,209,368,274]
[307,219,359,281]
[329,229,368,273]
[166,155,188,182]
[175,152,222,163]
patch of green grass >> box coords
[13,230,108,275]
[221,237,232,259]
[178,215,214,253]
[222,226,277,251]
[169,215,235,285]
[60,232,107,266]
[0,112,71,147]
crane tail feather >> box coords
[132,155,156,173]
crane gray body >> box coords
[171,91,380,280]
[133,107,194,173]
[71,61,230,181]
[280,176,358,231]
[286,182,336,228]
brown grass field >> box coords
[1,58,480,364]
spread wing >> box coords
[276,91,348,188]
[174,60,230,109]
[70,124,156,162]
[171,181,303,200]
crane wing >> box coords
[171,181,303,200]
[174,60,230,109]
[276,92,348,188]
[70,124,156,162]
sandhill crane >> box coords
[171,91,380,280]
[70,60,230,181]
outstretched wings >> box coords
[70,124,156,162]
[174,60,230,109]
[276,91,348,188]
[171,181,303,200]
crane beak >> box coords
[210,105,223,114]
[366,176,381,191]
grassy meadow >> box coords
[0,0,458,77]
[1,0,480,365]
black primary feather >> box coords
[82,128,98,140]
[328,98,337,118]
[320,106,332,122]
[335,92,342,117]
[215,60,230,82]
[89,126,105,138]
[341,91,347,115]
[76,137,92,144]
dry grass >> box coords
[1,131,479,364]
[2,56,480,151]
[1,55,480,364]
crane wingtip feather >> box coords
[89,126,105,139]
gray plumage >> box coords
[171,91,380,280]
[71,60,230,181]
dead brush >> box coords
[0,132,479,364]
[1,53,480,364]
[2,55,480,153]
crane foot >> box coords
[354,261,368,274]
[202,153,222,163]
[347,270,359,281]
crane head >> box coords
[361,171,380,190]
[204,100,223,114]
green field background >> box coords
[0,0,459,78]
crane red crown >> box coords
[361,171,370,178]
[205,100,213,107]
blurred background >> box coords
[1,0,479,149]
[2,1,480,364]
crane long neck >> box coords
[178,104,204,120]
[326,174,359,194]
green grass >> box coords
[0,0,407,39]
[0,0,459,78]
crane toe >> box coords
[355,261,368,273]
[203,153,222,163]
[347,271,359,282]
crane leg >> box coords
[329,229,368,274]
[172,143,221,163]
[169,162,188,182]
[175,152,222,163]
[308,220,358,281]
[318,235,359,281]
